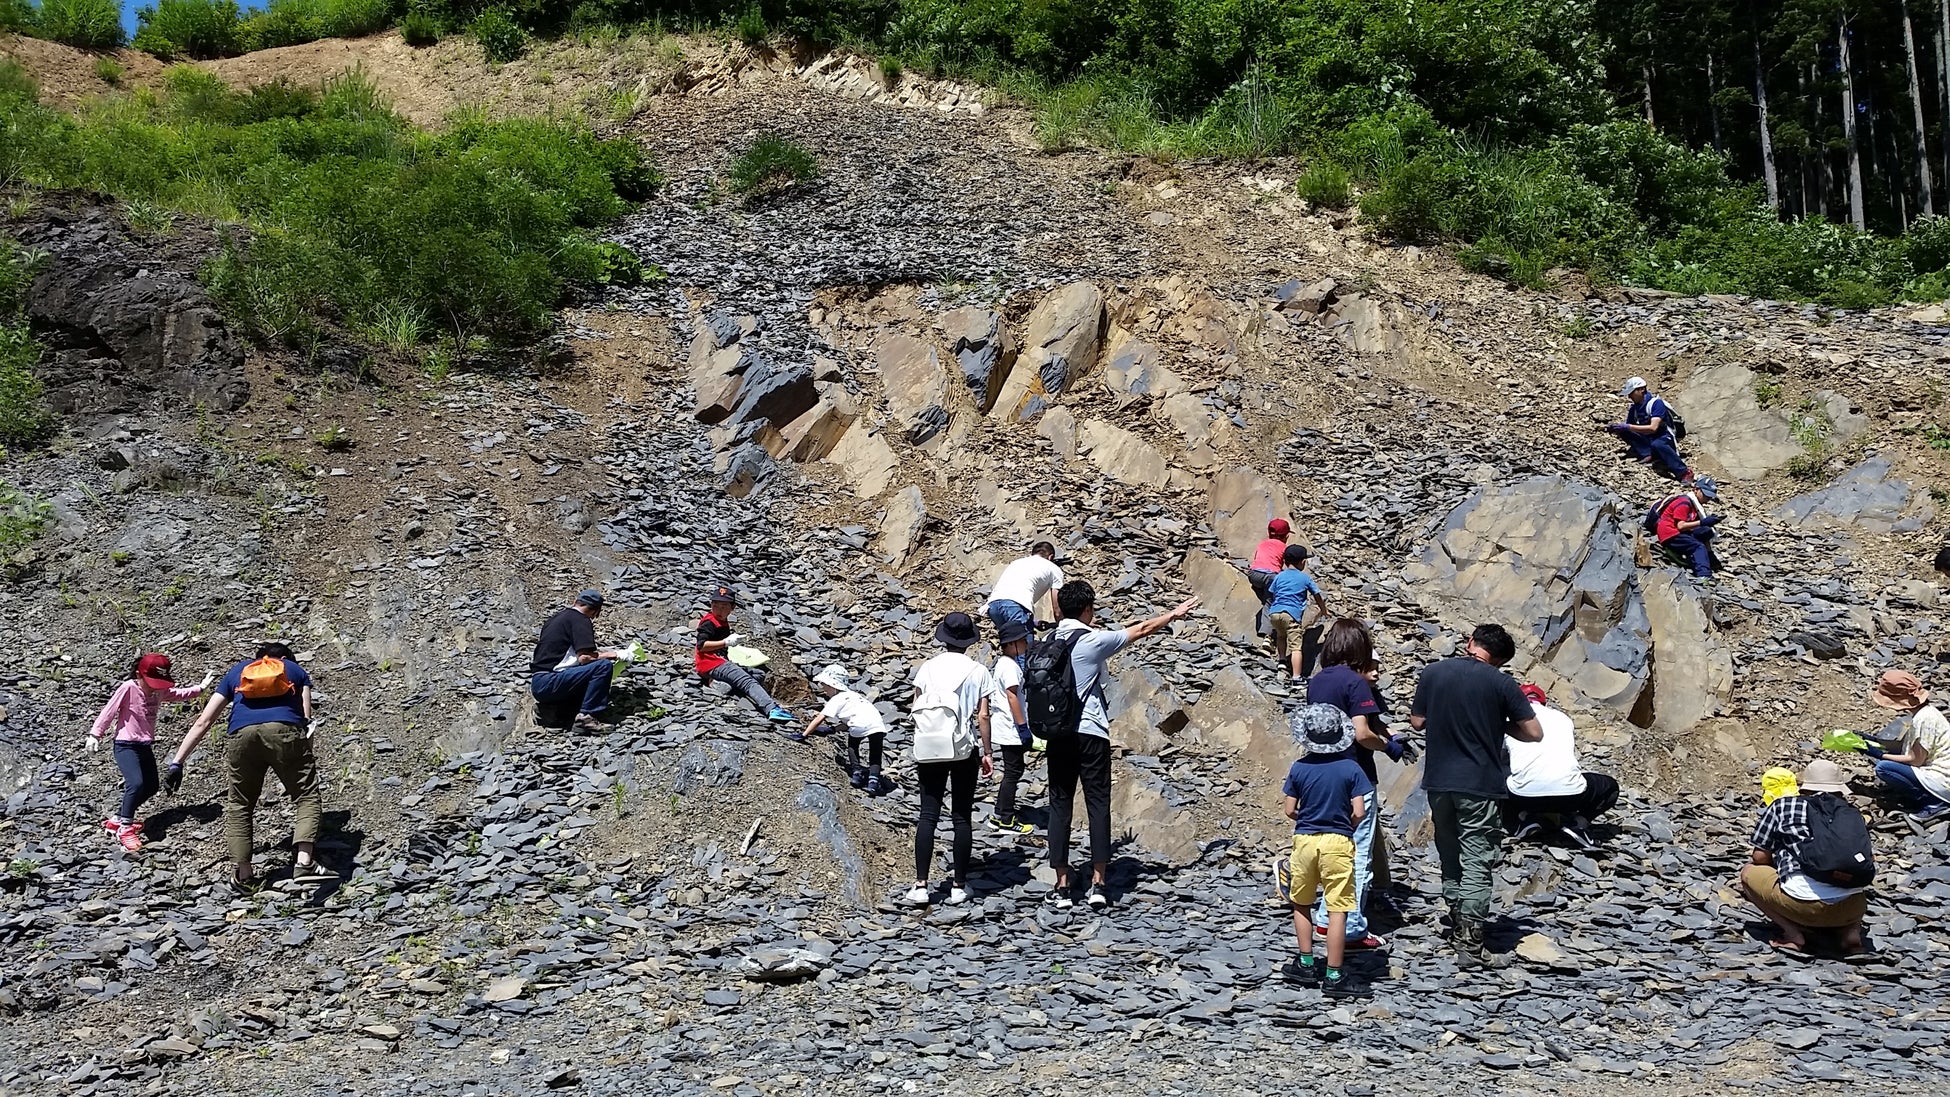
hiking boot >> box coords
[1281,957,1320,988]
[1561,816,1597,850]
[1322,972,1372,999]
[766,706,794,723]
[989,815,1034,834]
[849,767,867,789]
[1454,922,1511,970]
[1511,813,1543,841]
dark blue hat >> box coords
[576,590,605,608]
[707,586,739,605]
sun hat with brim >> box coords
[935,611,981,649]
[1870,669,1929,710]
[1799,759,1849,795]
[1619,376,1649,397]
[812,664,851,692]
[1290,703,1356,756]
[134,653,175,691]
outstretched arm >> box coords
[1124,597,1201,643]
[171,692,231,766]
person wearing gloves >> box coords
[168,642,326,890]
[988,618,1035,833]
[1305,619,1408,951]
[1862,670,1950,823]
[530,589,633,732]
[695,585,792,724]
[1607,376,1692,481]
[88,654,213,852]
[804,664,889,794]
[1652,477,1724,579]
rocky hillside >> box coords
[2,34,1949,1097]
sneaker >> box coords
[1345,933,1389,950]
[902,885,932,907]
[117,826,144,853]
[946,886,968,905]
[1322,973,1372,999]
[1043,889,1073,910]
[849,767,867,789]
[1511,813,1543,841]
[102,817,125,836]
[572,713,605,733]
[1281,958,1320,988]
[865,775,887,797]
[1560,817,1597,850]
[291,860,336,884]
[1274,855,1292,904]
[989,815,1034,834]
[1086,885,1109,910]
[766,706,794,723]
[1908,802,1950,824]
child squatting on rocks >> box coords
[1278,703,1375,999]
[804,664,889,795]
[87,653,212,852]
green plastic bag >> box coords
[1821,729,1869,753]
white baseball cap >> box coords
[1619,376,1649,396]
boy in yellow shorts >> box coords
[1276,704,1373,998]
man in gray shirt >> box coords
[1046,580,1199,910]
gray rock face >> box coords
[1680,363,1803,479]
[1776,456,1935,535]
[939,306,1014,413]
[18,204,248,414]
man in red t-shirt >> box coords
[1654,479,1723,578]
[696,586,793,724]
[1248,519,1292,635]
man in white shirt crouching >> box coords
[1503,684,1619,851]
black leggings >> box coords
[994,744,1028,819]
[847,733,884,779]
[915,754,980,884]
[1047,734,1112,875]
[114,741,159,821]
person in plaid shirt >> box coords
[1738,760,1870,958]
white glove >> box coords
[83,735,101,753]
[723,633,743,646]
[198,672,216,690]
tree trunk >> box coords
[1939,0,1950,198]
[1813,63,1831,219]
[1708,53,1725,152]
[1642,63,1656,126]
[1840,17,1868,230]
[1755,30,1780,209]
[1906,0,1937,216]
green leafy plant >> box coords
[38,0,125,48]
[94,56,126,86]
[471,8,525,64]
[134,0,244,59]
[726,134,819,199]
[0,479,52,580]
[1753,377,1783,408]
[1296,162,1352,210]
[879,55,902,87]
[734,5,765,46]
[399,7,438,46]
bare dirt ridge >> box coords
[0,31,1947,1097]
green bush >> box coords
[135,0,245,59]
[1296,161,1351,210]
[6,70,658,351]
[38,0,125,48]
[727,134,819,197]
[0,241,51,448]
[471,7,525,63]
[0,0,32,33]
[94,56,125,84]
[399,7,438,44]
[734,5,766,46]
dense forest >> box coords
[12,0,1950,303]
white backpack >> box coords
[911,671,975,763]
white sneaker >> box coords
[946,886,968,905]
[903,884,932,907]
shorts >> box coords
[1744,865,1867,928]
[1288,832,1356,912]
[1269,603,1323,649]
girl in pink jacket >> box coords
[88,653,211,851]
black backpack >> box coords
[1642,495,1685,537]
[1667,406,1688,441]
[1023,631,1085,742]
[1798,793,1877,889]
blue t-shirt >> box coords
[1308,664,1385,782]
[217,658,312,733]
[1628,394,1674,437]
[1267,569,1321,618]
[1281,755,1374,836]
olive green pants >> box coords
[1430,791,1502,923]
[226,721,321,869]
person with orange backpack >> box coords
[167,642,326,891]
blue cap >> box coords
[576,590,605,608]
[707,586,739,605]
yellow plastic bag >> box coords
[1761,767,1799,805]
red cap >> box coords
[135,653,175,690]
[1267,519,1291,537]
[1520,683,1548,707]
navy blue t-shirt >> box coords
[1308,664,1384,781]
[1281,755,1374,836]
[217,658,312,733]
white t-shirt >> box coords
[819,690,886,739]
[989,657,1026,746]
[1054,619,1130,741]
[1903,705,1950,802]
[984,556,1065,615]
[912,651,996,743]
[1505,705,1587,798]
[1781,873,1866,903]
